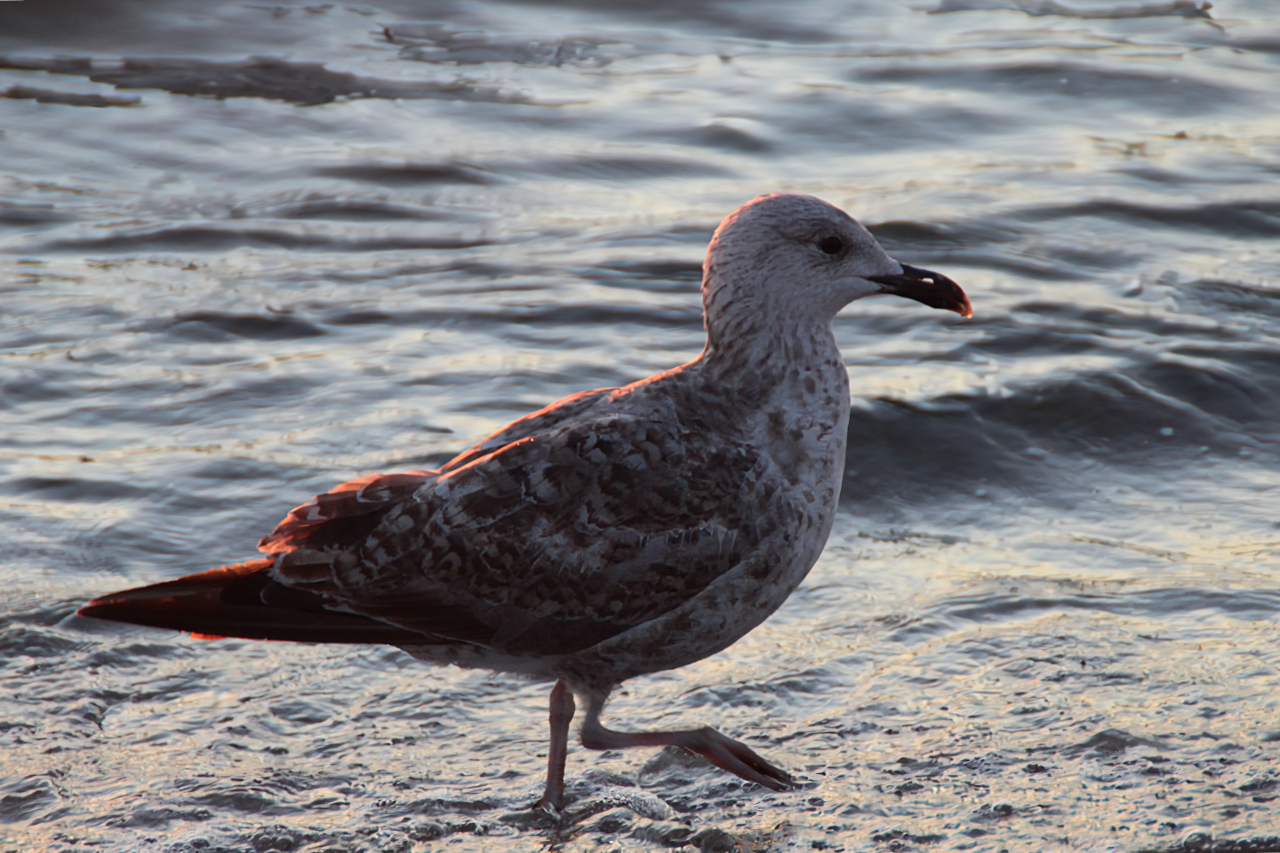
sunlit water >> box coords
[2,1,1279,851]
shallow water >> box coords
[2,1,1279,851]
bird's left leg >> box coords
[535,679,576,811]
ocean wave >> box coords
[843,319,1280,505]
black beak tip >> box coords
[871,264,971,319]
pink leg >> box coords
[536,680,576,811]
[578,691,792,791]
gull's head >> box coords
[702,194,970,345]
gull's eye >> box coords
[818,235,844,255]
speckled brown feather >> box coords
[258,370,779,657]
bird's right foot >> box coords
[680,725,793,791]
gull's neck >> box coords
[695,265,846,396]
[698,317,843,389]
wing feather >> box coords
[265,397,765,656]
[75,560,429,644]
[80,377,770,658]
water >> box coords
[2,1,1278,850]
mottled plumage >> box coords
[79,193,969,808]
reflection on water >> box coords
[1,0,1278,850]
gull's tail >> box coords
[76,559,422,644]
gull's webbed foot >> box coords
[679,725,792,790]
[578,689,792,792]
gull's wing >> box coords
[81,383,768,657]
[265,399,764,655]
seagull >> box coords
[78,193,969,810]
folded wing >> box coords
[79,386,766,658]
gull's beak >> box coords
[868,263,972,318]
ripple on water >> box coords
[2,0,1280,850]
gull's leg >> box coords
[578,689,792,791]
[536,680,576,811]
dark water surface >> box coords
[2,1,1279,851]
